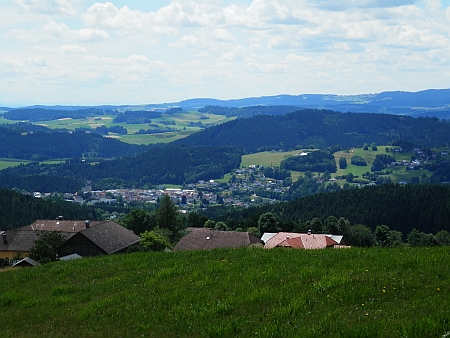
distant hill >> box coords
[0,125,147,161]
[2,88,449,118]
[174,109,450,152]
[171,89,450,118]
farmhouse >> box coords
[173,228,264,251]
[0,218,140,259]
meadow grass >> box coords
[1,247,449,338]
[241,150,306,168]
[28,112,236,146]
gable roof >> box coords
[12,257,40,267]
[19,219,104,233]
[75,221,141,254]
[1,230,39,253]
[264,232,339,249]
[174,228,263,251]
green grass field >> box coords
[1,247,449,337]
[241,150,306,167]
[30,112,236,145]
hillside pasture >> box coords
[6,112,236,145]
[0,247,449,338]
[241,150,307,168]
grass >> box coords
[241,150,306,168]
[27,112,236,145]
[1,247,449,337]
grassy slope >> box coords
[1,247,449,338]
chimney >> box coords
[2,233,7,245]
[85,220,90,229]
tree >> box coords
[436,230,450,246]
[246,227,261,238]
[29,231,69,263]
[121,209,156,235]
[407,228,438,247]
[339,157,347,169]
[186,212,209,228]
[346,173,354,183]
[348,224,375,247]
[371,143,378,151]
[203,219,215,229]
[157,194,180,240]
[140,230,171,251]
[375,225,402,248]
[214,221,228,231]
[322,216,339,234]
[258,212,281,234]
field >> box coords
[30,112,235,145]
[1,247,449,337]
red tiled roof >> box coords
[265,232,339,250]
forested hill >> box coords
[174,109,450,152]
[0,146,243,191]
[202,184,450,236]
[0,126,146,160]
[0,188,102,230]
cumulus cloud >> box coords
[15,0,76,15]
[4,20,109,42]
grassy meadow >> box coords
[32,112,235,145]
[1,247,449,338]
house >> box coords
[64,221,140,256]
[173,228,264,251]
[1,219,140,259]
[263,232,348,249]
[0,230,39,259]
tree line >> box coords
[174,109,450,152]
[1,145,243,191]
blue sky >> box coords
[0,0,449,106]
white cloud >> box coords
[1,0,449,104]
[15,0,76,15]
[4,21,110,42]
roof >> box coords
[264,232,339,249]
[261,232,278,244]
[76,221,141,254]
[59,253,83,261]
[173,228,264,251]
[1,230,39,253]
[19,219,104,233]
[12,257,40,267]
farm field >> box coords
[27,112,236,145]
[0,111,236,145]
[1,246,449,338]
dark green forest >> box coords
[0,126,146,160]
[198,184,450,236]
[0,146,243,190]
[0,188,102,230]
[174,109,450,152]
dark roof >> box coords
[77,221,141,254]
[19,219,104,233]
[1,230,39,253]
[173,229,263,251]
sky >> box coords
[0,0,449,106]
